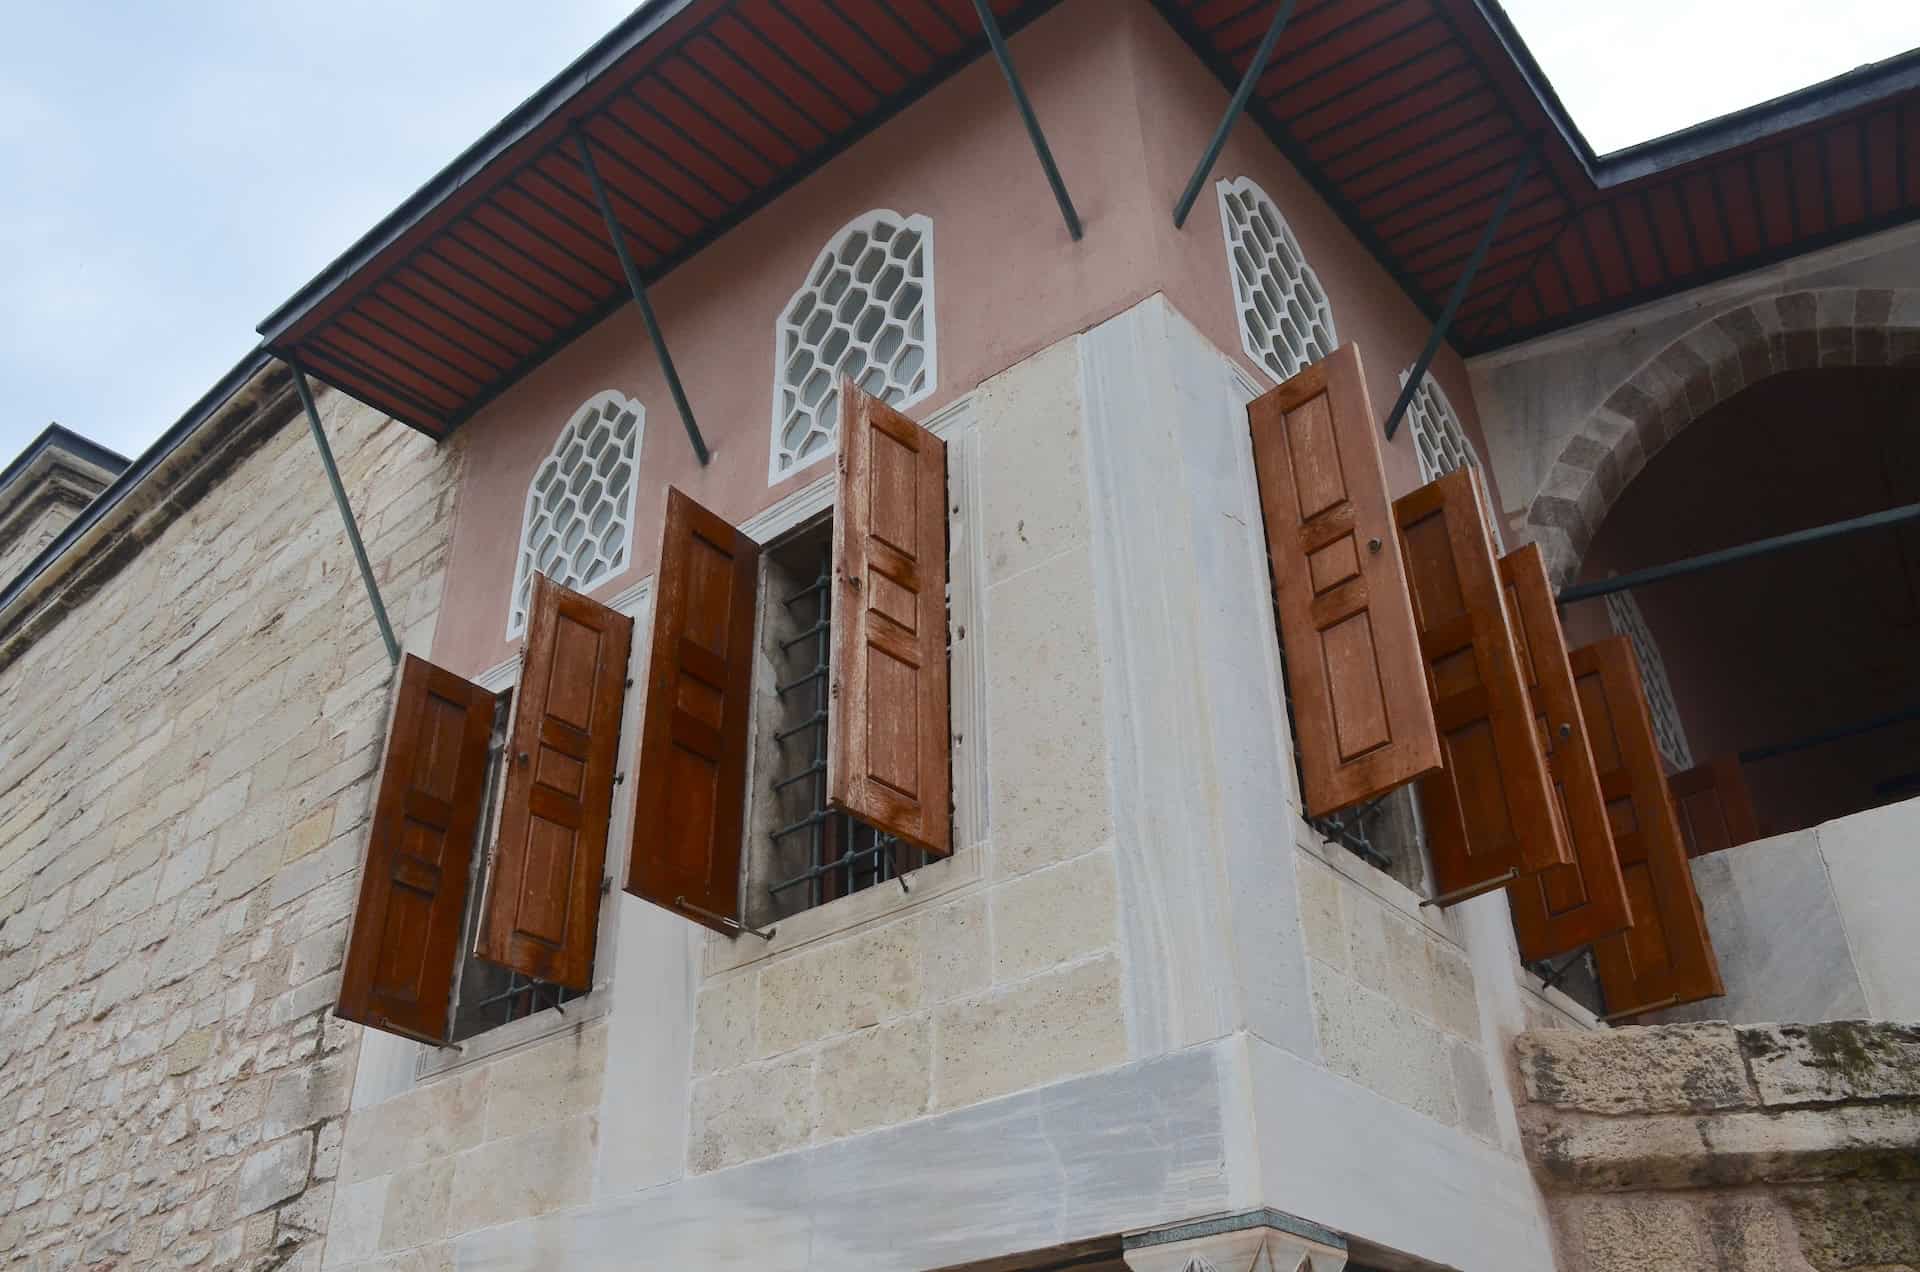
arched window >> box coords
[1401,367,1502,548]
[1216,176,1336,383]
[506,392,643,638]
[770,209,935,481]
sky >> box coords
[3,1,1919,466]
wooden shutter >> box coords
[477,573,632,989]
[1395,467,1571,897]
[828,382,952,856]
[1499,545,1630,960]
[1248,342,1441,817]
[628,487,760,934]
[1669,755,1762,858]
[337,655,496,1043]
[1576,637,1725,1014]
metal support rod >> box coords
[676,896,775,941]
[1599,995,1680,1025]
[1172,0,1296,228]
[1740,703,1920,764]
[572,128,710,465]
[291,362,401,668]
[1420,867,1519,909]
[1384,143,1538,441]
[970,0,1082,241]
[1558,500,1920,604]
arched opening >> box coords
[1560,365,1920,838]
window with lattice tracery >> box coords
[1217,176,1336,383]
[1605,590,1693,770]
[1401,367,1502,549]
[506,392,642,638]
[769,210,935,481]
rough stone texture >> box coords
[1522,286,1920,583]
[0,382,460,1272]
[1516,1020,1920,1271]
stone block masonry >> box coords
[0,380,464,1271]
[1515,1020,1920,1271]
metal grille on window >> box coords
[1604,590,1693,769]
[760,519,923,918]
[1402,368,1502,549]
[1217,176,1336,384]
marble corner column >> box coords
[1123,1209,1349,1272]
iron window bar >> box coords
[767,535,920,913]
[457,971,585,1033]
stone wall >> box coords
[1515,1020,1920,1271]
[0,382,462,1271]
[0,504,77,596]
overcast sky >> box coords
[4,1,1919,465]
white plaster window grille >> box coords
[506,391,642,638]
[1217,176,1337,383]
[1605,590,1694,770]
[1400,366,1503,549]
[769,209,936,482]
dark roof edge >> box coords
[1464,0,1601,174]
[0,424,130,497]
[0,347,275,618]
[1590,46,1920,187]
[255,0,701,345]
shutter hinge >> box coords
[601,875,614,895]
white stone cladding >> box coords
[0,383,462,1271]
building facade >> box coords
[3,3,1917,1270]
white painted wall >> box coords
[1662,795,1920,1026]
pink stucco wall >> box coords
[430,0,1497,677]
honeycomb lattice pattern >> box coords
[770,210,935,480]
[1217,177,1336,383]
[1403,368,1502,549]
[1605,590,1694,770]
[507,392,642,638]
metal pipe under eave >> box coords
[1172,0,1297,229]
[1382,142,1539,443]
[571,127,711,466]
[290,361,402,668]
[970,0,1083,241]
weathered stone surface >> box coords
[482,1021,608,1141]
[1517,1022,1757,1114]
[236,1133,314,1217]
[1740,1021,1920,1107]
[758,918,922,1055]
[1784,1181,1920,1270]
[687,1057,814,1174]
[990,849,1116,982]
[691,971,757,1076]
[815,1015,932,1141]
[931,955,1126,1111]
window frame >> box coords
[413,575,652,1080]
[708,391,986,976]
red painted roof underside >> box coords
[260,0,1920,437]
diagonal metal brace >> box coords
[1383,142,1539,442]
[1173,0,1297,228]
[572,127,710,466]
[971,0,1082,241]
[291,361,401,668]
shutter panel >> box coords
[628,487,760,935]
[337,655,495,1043]
[1499,545,1630,960]
[1669,755,1762,859]
[1396,467,1572,897]
[477,573,632,988]
[1248,342,1441,817]
[828,382,952,857]
[1575,637,1725,1014]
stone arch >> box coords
[1523,287,1920,583]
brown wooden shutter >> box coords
[1248,342,1441,817]
[477,573,632,988]
[1575,637,1725,1014]
[628,487,760,935]
[1395,467,1571,897]
[828,381,952,857]
[337,655,496,1043]
[1499,544,1630,960]
[1669,755,1762,859]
